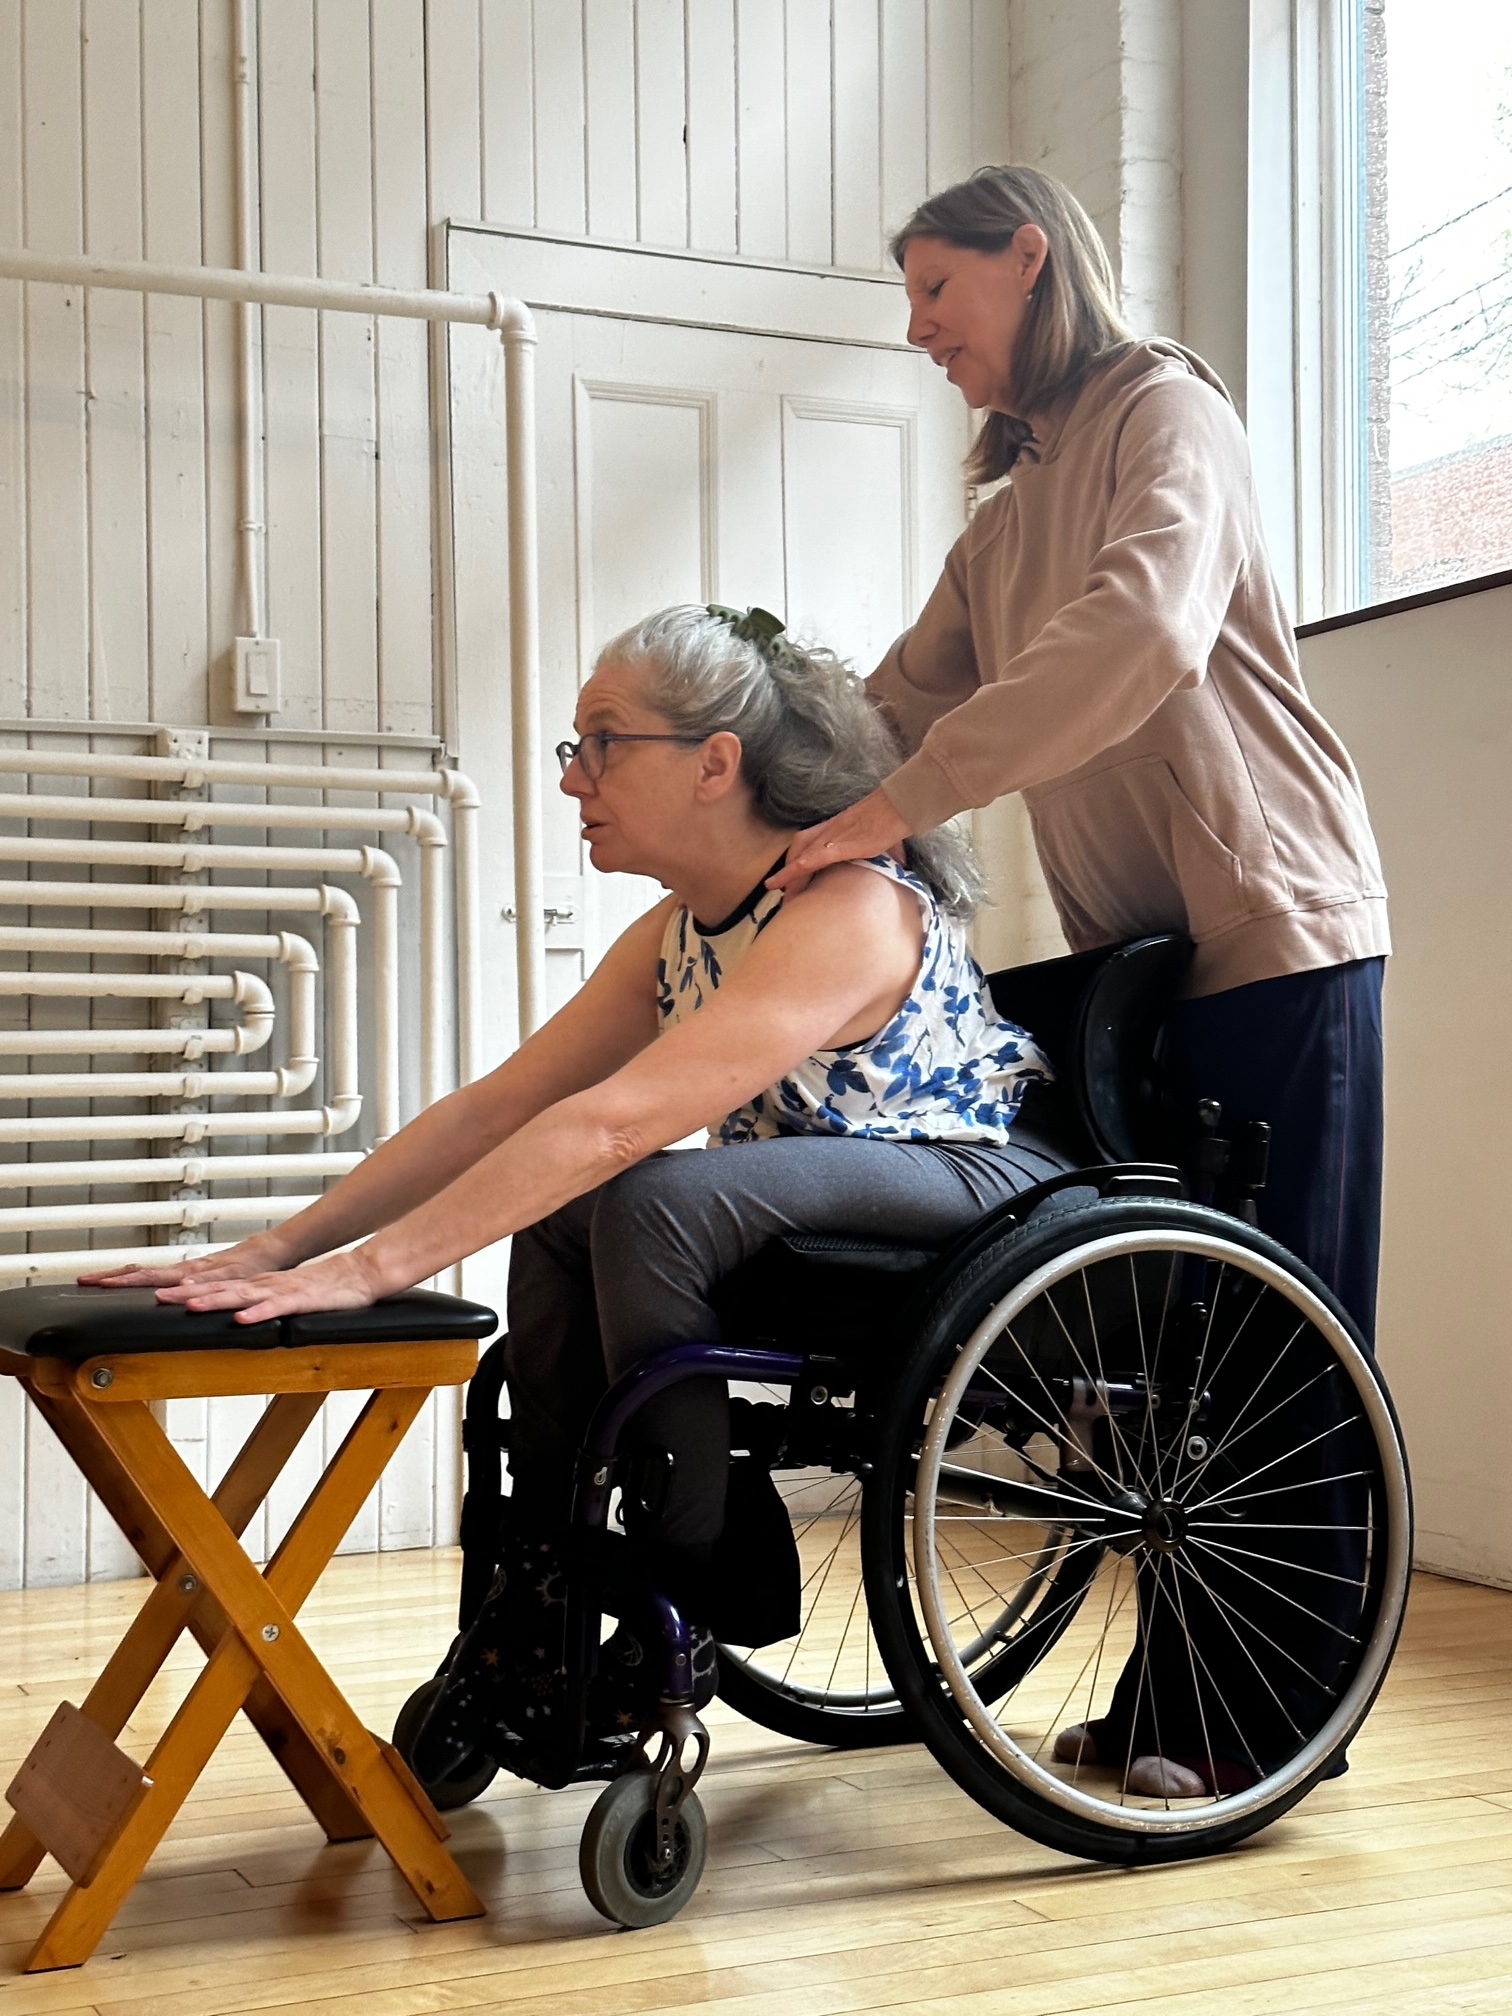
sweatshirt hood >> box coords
[1023,339,1238,466]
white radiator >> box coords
[0,723,483,1587]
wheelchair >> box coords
[393,932,1413,1927]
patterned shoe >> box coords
[412,1528,570,1784]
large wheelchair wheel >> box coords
[715,1463,911,1747]
[864,1197,1412,1864]
[716,1449,1098,1750]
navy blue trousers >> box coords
[1159,956,1386,1343]
[1099,956,1386,1775]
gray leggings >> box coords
[504,1132,1063,1550]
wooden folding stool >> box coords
[0,1283,497,1973]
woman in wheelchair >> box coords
[83,602,1066,1786]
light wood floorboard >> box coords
[1,1556,1509,2013]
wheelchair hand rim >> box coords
[912,1226,1412,1837]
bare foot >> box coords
[1053,1722,1099,1764]
[1126,1753,1207,1798]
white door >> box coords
[444,232,969,1027]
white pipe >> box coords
[0,1193,322,1235]
[0,969,256,1000]
[419,818,446,1109]
[0,748,477,798]
[0,1241,237,1285]
[0,969,274,1056]
[499,305,545,1040]
[0,246,508,331]
[0,928,316,1102]
[0,695,482,1085]
[0,1151,360,1188]
[0,798,448,1111]
[0,877,347,913]
[232,0,266,642]
[0,832,392,875]
[349,845,399,1142]
[0,837,392,1131]
[0,1108,358,1145]
[444,772,482,1084]
[0,790,445,838]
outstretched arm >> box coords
[158,864,919,1322]
[81,897,672,1290]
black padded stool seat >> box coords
[0,1283,498,1362]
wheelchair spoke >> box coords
[1070,1549,1132,1787]
[990,1329,1129,1501]
[1190,1469,1374,1518]
[1184,1529,1370,1591]
[1013,1552,1136,1757]
[1188,1427,1368,1518]
[1167,1265,1226,1501]
[1119,1557,1167,1806]
[1173,1550,1337,1709]
[1178,1356,1340,1501]
[939,1530,1105,1636]
[1183,1533,1362,1642]
[1160,1553,1220,1802]
[1077,1267,1135,1484]
[1187,1519,1370,1534]
[936,1527,1103,1588]
[1128,1251,1168,1500]
[1168,1551,1310,1746]
[825,1567,870,1696]
[1164,1276,1275,1496]
[779,1474,862,1543]
[1041,1277,1140,1488]
[780,1496,861,1685]
[1155,1557,1266,1792]
[969,1358,1127,1508]
[934,1521,1003,1643]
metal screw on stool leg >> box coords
[89,1367,113,1390]
[261,1623,279,1642]
[178,1574,199,1595]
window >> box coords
[1354,0,1512,605]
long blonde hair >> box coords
[891,165,1132,482]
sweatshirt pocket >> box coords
[1029,755,1251,944]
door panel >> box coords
[782,397,914,673]
[446,236,968,992]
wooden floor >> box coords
[3,1556,1511,2015]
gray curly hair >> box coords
[595,605,984,918]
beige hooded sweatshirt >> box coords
[870,340,1390,997]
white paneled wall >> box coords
[0,0,1017,1584]
[0,0,1011,733]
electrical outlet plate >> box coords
[233,636,283,715]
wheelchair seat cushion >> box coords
[0,1283,499,1362]
[712,1233,941,1354]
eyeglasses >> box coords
[555,731,707,781]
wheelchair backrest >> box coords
[987,933,1194,1164]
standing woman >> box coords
[770,165,1390,1795]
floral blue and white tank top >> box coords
[656,854,1052,1148]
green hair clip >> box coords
[705,603,798,666]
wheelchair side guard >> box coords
[457,1335,512,1632]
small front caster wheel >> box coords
[392,1674,499,1811]
[579,1767,708,1927]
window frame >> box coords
[1245,0,1368,625]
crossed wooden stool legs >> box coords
[0,1300,494,1974]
